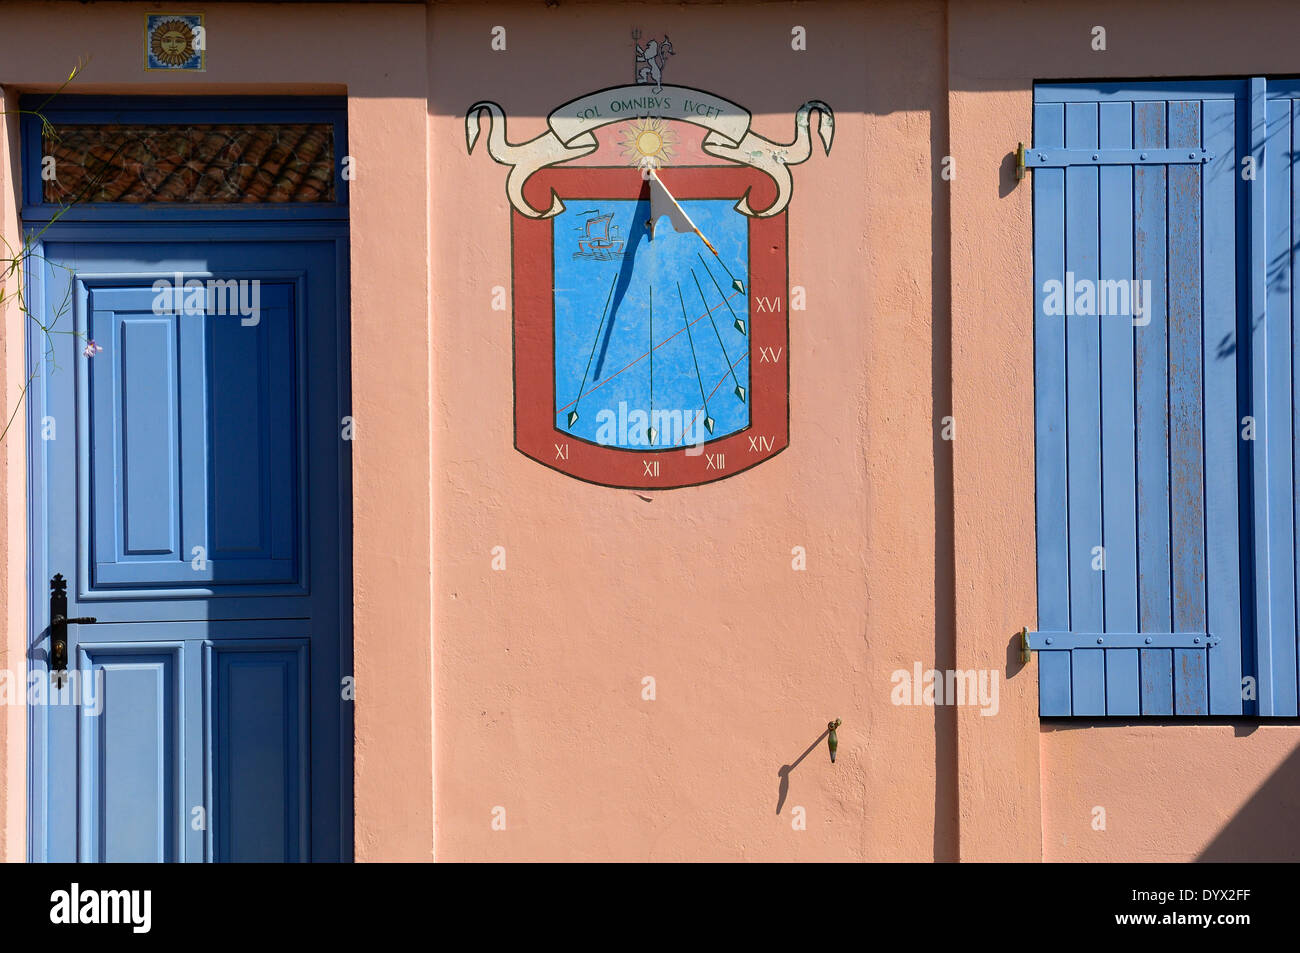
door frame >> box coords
[20,96,353,861]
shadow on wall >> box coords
[1198,740,1300,861]
[776,725,833,815]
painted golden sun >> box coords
[620,117,675,169]
[150,19,196,68]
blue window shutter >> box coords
[1030,84,1245,716]
[1254,83,1300,716]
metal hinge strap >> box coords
[1025,631,1220,650]
[1024,147,1214,168]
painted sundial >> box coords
[553,191,748,446]
[467,31,832,488]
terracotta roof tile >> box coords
[43,124,336,204]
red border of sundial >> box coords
[513,165,789,489]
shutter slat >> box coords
[1034,101,1072,716]
[1202,96,1244,715]
[1248,80,1271,715]
[1065,101,1106,715]
[1263,98,1299,715]
[1133,100,1175,715]
[1168,99,1210,715]
[1099,100,1141,714]
[1288,96,1300,715]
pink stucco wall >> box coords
[430,0,949,861]
[0,0,1295,862]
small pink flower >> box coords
[82,340,102,358]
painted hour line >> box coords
[699,252,747,335]
[677,279,714,435]
[647,285,655,443]
[566,272,618,429]
[688,349,751,439]
[691,267,746,403]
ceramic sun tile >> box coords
[144,13,205,71]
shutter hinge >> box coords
[1024,631,1220,650]
[1022,147,1214,168]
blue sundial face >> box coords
[553,198,751,449]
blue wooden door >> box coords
[30,239,349,860]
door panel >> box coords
[211,640,308,862]
[77,643,181,863]
[88,282,299,589]
[32,240,346,861]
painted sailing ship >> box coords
[573,211,625,260]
